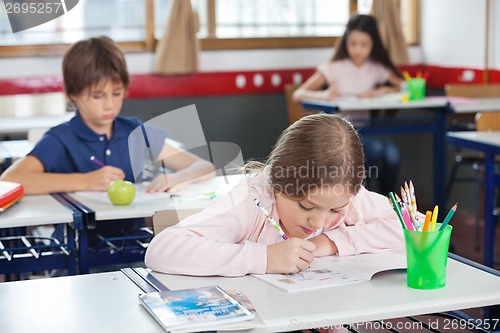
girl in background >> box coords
[293,14,404,195]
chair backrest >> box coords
[444,84,500,130]
[152,208,203,235]
[445,84,500,97]
[475,111,500,131]
[284,84,306,124]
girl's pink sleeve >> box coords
[323,187,404,256]
[317,62,331,81]
[145,180,268,276]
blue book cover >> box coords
[139,285,255,332]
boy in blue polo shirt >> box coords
[1,36,215,258]
[1,36,214,193]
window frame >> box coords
[0,0,419,57]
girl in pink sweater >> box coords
[146,114,403,277]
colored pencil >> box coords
[400,187,417,230]
[409,181,418,219]
[254,198,288,240]
[395,193,414,230]
[431,205,439,231]
[402,71,412,81]
[439,203,458,231]
[423,211,432,232]
[90,156,105,167]
[401,209,415,231]
[389,192,406,230]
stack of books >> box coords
[0,181,24,213]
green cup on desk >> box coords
[407,78,426,101]
[404,224,452,289]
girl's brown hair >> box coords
[266,113,365,198]
[62,36,129,98]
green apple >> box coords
[108,180,136,206]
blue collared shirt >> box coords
[30,113,167,182]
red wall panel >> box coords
[0,65,498,98]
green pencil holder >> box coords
[407,78,426,101]
[404,224,452,289]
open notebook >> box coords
[73,181,223,204]
[253,250,407,293]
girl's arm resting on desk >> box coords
[146,226,267,277]
[360,73,405,98]
[320,187,404,256]
[146,142,216,193]
[360,85,399,98]
[292,71,340,102]
[0,155,125,195]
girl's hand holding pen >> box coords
[266,238,316,274]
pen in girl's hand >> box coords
[254,198,288,240]
[90,156,105,168]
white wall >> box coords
[421,0,499,70]
[0,46,423,79]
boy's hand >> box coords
[145,173,187,193]
[86,166,125,191]
[266,238,316,274]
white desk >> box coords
[302,96,448,111]
[0,271,160,333]
[0,92,65,116]
[150,256,500,332]
[0,113,74,136]
[0,140,34,169]
[446,131,500,267]
[0,92,72,137]
[0,256,498,333]
[0,195,74,228]
[450,97,500,113]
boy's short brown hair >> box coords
[62,36,129,97]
